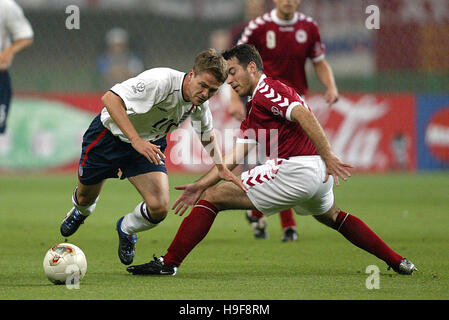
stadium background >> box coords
[1,0,448,302]
[1,0,448,173]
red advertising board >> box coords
[163,93,417,173]
[9,92,416,173]
[307,93,416,172]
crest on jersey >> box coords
[132,82,146,94]
[271,106,282,116]
[295,29,307,43]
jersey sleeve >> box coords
[5,0,34,41]
[190,101,214,134]
[109,69,169,114]
[237,16,265,46]
[308,21,326,63]
[256,81,309,122]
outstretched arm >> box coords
[0,38,33,71]
[290,105,352,185]
[172,141,253,216]
[101,91,166,165]
[199,130,247,191]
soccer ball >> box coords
[43,243,87,285]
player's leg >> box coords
[60,181,103,237]
[121,171,170,234]
[60,114,118,237]
[0,71,12,135]
[245,209,268,239]
[114,136,169,265]
[246,208,298,241]
[162,180,255,267]
[127,179,255,275]
[313,202,416,274]
[203,179,256,210]
[279,208,298,242]
[60,181,104,237]
[242,159,269,239]
[114,171,169,265]
[293,158,416,275]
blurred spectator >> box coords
[0,0,33,135]
[209,29,232,54]
[227,0,269,121]
[230,0,269,45]
[97,27,144,90]
[207,28,243,136]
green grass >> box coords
[0,172,448,300]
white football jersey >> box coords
[0,0,34,52]
[101,67,214,143]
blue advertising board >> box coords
[416,95,449,170]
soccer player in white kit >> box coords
[0,0,33,134]
[60,49,246,265]
[127,45,416,276]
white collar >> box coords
[250,74,267,100]
[270,9,298,25]
[179,72,189,103]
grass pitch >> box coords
[0,171,448,301]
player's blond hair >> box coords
[193,48,228,83]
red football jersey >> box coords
[238,9,325,96]
[239,75,318,159]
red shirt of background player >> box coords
[238,9,325,96]
[239,74,318,159]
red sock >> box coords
[250,210,264,219]
[279,209,296,230]
[334,211,403,267]
[164,200,218,267]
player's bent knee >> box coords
[76,182,103,206]
[76,192,97,207]
[201,187,221,207]
[314,204,340,227]
[146,201,169,221]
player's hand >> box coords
[324,88,339,107]
[0,49,14,71]
[172,183,205,216]
[322,152,353,186]
[131,138,166,165]
[216,165,247,193]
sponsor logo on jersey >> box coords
[279,26,294,32]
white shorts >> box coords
[241,156,334,216]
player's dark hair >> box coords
[222,44,264,73]
[193,48,228,83]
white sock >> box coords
[121,202,163,234]
[72,187,98,216]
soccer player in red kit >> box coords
[232,0,339,241]
[127,44,416,277]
